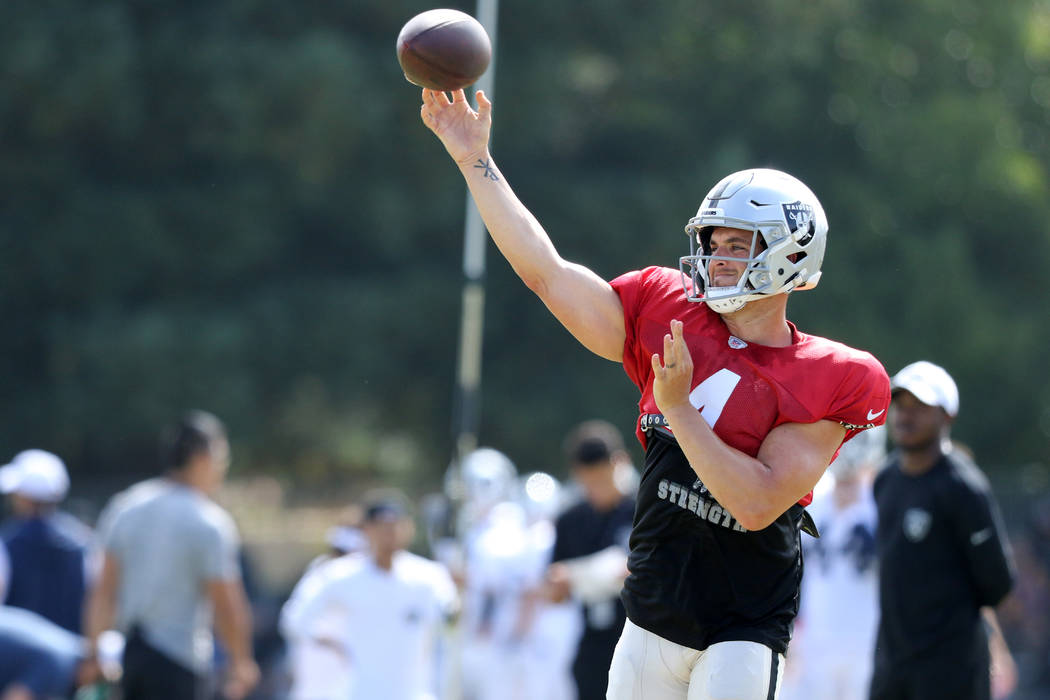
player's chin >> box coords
[711,274,741,286]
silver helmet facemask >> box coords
[680,169,828,314]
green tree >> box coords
[1,0,1047,492]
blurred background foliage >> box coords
[2,0,1050,498]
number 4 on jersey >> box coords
[688,368,741,427]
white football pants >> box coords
[606,619,783,700]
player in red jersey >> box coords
[420,88,890,700]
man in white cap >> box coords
[871,361,1017,700]
[0,449,95,635]
[280,489,457,700]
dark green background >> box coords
[3,0,1049,494]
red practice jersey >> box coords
[610,266,891,654]
[612,266,890,503]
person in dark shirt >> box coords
[0,450,94,635]
[872,360,1017,700]
[546,420,636,700]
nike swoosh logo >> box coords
[867,409,886,421]
[970,528,993,546]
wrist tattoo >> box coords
[473,159,500,181]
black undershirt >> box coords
[620,430,805,654]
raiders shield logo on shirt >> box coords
[903,508,932,542]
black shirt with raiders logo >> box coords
[872,449,1015,667]
[620,430,807,655]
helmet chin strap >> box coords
[704,287,749,314]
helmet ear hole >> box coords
[698,227,714,254]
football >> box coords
[396,9,492,91]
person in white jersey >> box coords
[781,425,885,700]
[280,490,458,700]
[279,507,366,700]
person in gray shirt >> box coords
[84,410,259,700]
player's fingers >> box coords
[670,319,689,360]
[651,353,664,375]
[420,104,439,129]
[662,332,675,367]
[425,88,451,106]
[451,89,467,103]
[670,319,684,342]
[422,89,441,111]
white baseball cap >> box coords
[326,525,367,554]
[890,361,959,417]
[0,450,71,503]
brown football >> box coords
[396,9,492,91]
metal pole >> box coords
[452,0,499,467]
[445,3,498,699]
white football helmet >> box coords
[830,424,887,479]
[518,471,563,524]
[680,168,828,313]
[453,446,518,511]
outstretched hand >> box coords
[651,319,694,413]
[420,88,492,165]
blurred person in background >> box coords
[84,410,258,700]
[1009,496,1050,692]
[435,450,577,700]
[279,490,457,700]
[871,361,1016,700]
[451,447,532,700]
[780,425,885,700]
[545,419,636,700]
[0,449,95,635]
[511,471,580,700]
[0,605,99,700]
[278,506,366,700]
[997,517,1050,698]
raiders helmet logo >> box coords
[782,201,815,243]
[903,508,932,542]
